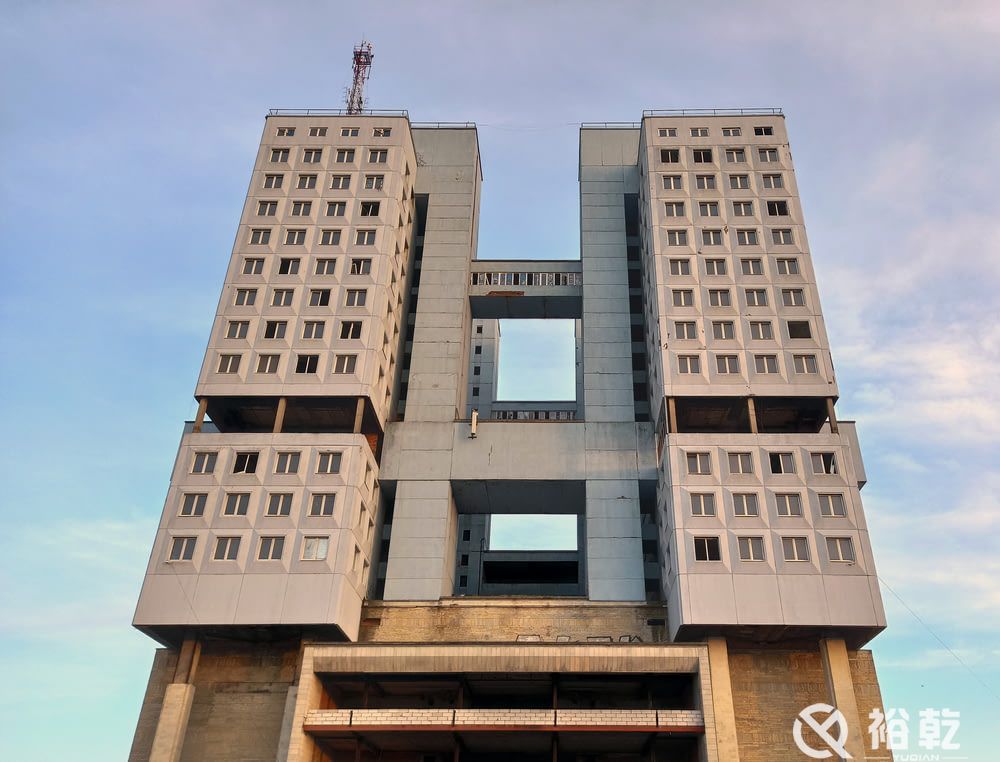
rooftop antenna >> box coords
[346,40,374,114]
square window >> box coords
[725,148,746,163]
[233,451,259,474]
[257,200,277,216]
[303,320,325,339]
[302,536,329,560]
[355,229,376,245]
[350,258,372,275]
[712,321,735,340]
[179,493,207,517]
[662,174,682,190]
[258,536,285,561]
[811,452,838,475]
[827,536,856,562]
[733,493,759,517]
[772,229,794,245]
[341,127,359,137]
[226,320,249,340]
[214,536,241,561]
[303,148,322,163]
[767,200,789,216]
[334,354,357,374]
[759,148,779,162]
[745,288,768,306]
[776,257,799,275]
[695,174,716,190]
[345,289,367,307]
[769,452,795,474]
[763,173,783,189]
[168,536,196,561]
[340,320,362,339]
[263,174,283,189]
[782,288,805,307]
[336,148,355,163]
[754,126,774,136]
[266,492,292,516]
[264,320,287,339]
[368,149,388,163]
[317,451,342,474]
[284,229,305,245]
[295,354,318,374]
[787,320,811,339]
[691,493,716,516]
[310,493,336,516]
[678,354,701,374]
[315,258,336,276]
[365,174,385,189]
[666,229,688,246]
[729,174,750,190]
[738,536,765,561]
[690,127,709,137]
[360,201,380,216]
[664,201,685,217]
[716,354,739,374]
[297,174,317,189]
[278,257,300,275]
[693,148,713,163]
[309,126,328,137]
[687,452,711,475]
[705,258,726,275]
[754,354,778,374]
[275,451,300,474]
[290,201,311,217]
[270,148,289,163]
[776,493,803,516]
[320,229,341,246]
[191,451,217,474]
[708,289,731,307]
[330,175,351,190]
[272,289,294,307]
[669,258,691,276]
[702,230,723,246]
[675,321,697,339]
[699,201,719,217]
[242,258,264,275]
[694,536,721,561]
[728,452,753,474]
[672,289,694,307]
[223,492,250,516]
[820,494,847,517]
[256,354,279,373]
[733,201,754,217]
[741,258,763,275]
[782,537,810,561]
[217,354,241,374]
[793,354,819,374]
[658,127,677,137]
[722,127,742,137]
[309,289,331,307]
[750,321,773,340]
[660,148,680,163]
[249,228,271,245]
[736,229,759,246]
[276,127,294,137]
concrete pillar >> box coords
[148,683,195,762]
[192,397,208,433]
[273,397,287,434]
[705,637,741,762]
[383,480,458,600]
[820,638,865,761]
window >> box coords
[474,345,482,355]
[295,354,319,374]
[708,289,731,307]
[346,289,367,306]
[776,257,800,275]
[168,536,196,561]
[725,148,746,163]
[729,174,750,190]
[672,289,694,307]
[705,258,726,275]
[360,201,380,216]
[687,452,711,475]
[278,257,301,276]
[249,228,271,245]
[776,493,803,517]
[226,320,249,339]
[256,354,279,373]
[320,230,342,247]
[317,451,342,474]
[297,174,317,189]
[275,451,300,474]
[691,493,716,516]
[309,289,331,307]
[734,493,760,517]
[754,126,774,136]
[750,321,773,340]
[315,258,336,275]
[772,228,794,245]
[340,320,362,339]
[350,258,372,275]
[233,451,259,474]
[214,536,240,561]
[693,148,713,163]
[471,386,479,396]
[664,201,685,217]
[769,452,795,474]
[695,174,716,190]
[741,258,763,275]
[666,229,688,245]
[276,127,295,137]
[762,173,783,189]
[302,320,324,339]
[223,492,250,516]
[265,492,292,516]
[472,366,481,376]
[258,536,285,561]
[745,288,768,306]
[368,149,388,163]
[270,148,289,162]
[365,174,385,189]
[782,537,810,561]
[658,127,677,137]
[722,127,742,137]
[738,536,766,561]
[690,127,709,137]
[192,452,217,474]
[712,321,735,340]
[827,536,856,563]
[334,354,357,374]
[257,200,277,216]
[217,354,241,374]
[716,354,739,374]
[699,201,719,217]
[310,493,336,516]
[811,452,838,475]
[290,201,311,217]
[330,174,351,190]
[662,174,682,190]
[675,321,697,339]
[694,536,722,561]
[341,127,359,137]
[728,452,753,474]
[284,229,305,245]
[302,536,329,560]
[759,148,779,162]
[264,320,287,339]
[263,174,283,189]
[669,258,691,276]
[272,289,294,307]
[309,126,328,137]
[767,200,789,216]
[242,258,264,275]
[733,201,753,217]
[179,493,206,517]
[702,230,723,246]
[303,148,322,163]
[736,229,758,245]
[660,148,680,163]
[754,354,779,374]
[781,288,805,307]
[336,149,355,163]
[820,494,847,517]
[793,354,818,374]
[787,320,811,339]
[355,229,376,245]
[678,355,701,373]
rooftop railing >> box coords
[642,108,783,117]
[267,108,409,117]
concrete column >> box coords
[192,397,208,433]
[148,683,195,762]
[705,637,741,762]
[383,480,458,600]
[820,638,865,761]
[273,397,287,434]
[283,647,322,762]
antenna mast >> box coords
[346,40,374,114]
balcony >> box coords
[469,260,582,318]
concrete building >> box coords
[130,109,889,762]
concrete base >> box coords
[148,683,194,762]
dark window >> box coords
[787,321,812,339]
[296,354,319,373]
[694,537,721,561]
[233,451,258,474]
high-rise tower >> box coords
[130,109,889,762]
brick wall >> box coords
[455,709,556,726]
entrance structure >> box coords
[130,109,888,762]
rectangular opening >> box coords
[496,319,577,402]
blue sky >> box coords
[1,1,998,759]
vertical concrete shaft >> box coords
[383,480,458,600]
[820,637,866,760]
[148,683,195,762]
[706,637,741,762]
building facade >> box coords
[130,109,889,762]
